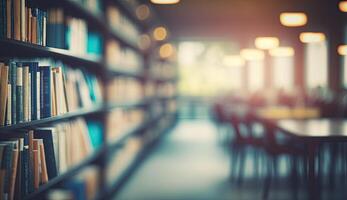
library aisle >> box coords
[117,119,231,200]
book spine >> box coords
[6,84,11,125]
[39,66,51,118]
[22,65,29,122]
[42,11,46,46]
[20,0,25,41]
[29,62,37,121]
[0,64,9,126]
[10,62,16,124]
[16,64,23,123]
[6,0,11,38]
[30,8,37,44]
[9,148,18,200]
[36,71,40,120]
[3,145,14,199]
[0,0,5,38]
[28,72,31,122]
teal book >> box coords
[10,61,16,124]
[16,63,23,123]
[87,121,103,149]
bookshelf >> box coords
[0,0,178,199]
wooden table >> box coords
[275,119,347,200]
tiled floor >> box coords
[116,119,346,200]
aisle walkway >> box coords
[117,119,231,200]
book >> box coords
[34,128,58,179]
[22,64,29,122]
[6,0,11,38]
[39,66,51,119]
[13,0,20,40]
[16,63,23,123]
[0,63,9,126]
[9,62,17,124]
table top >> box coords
[277,119,347,141]
[256,106,320,120]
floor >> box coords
[116,119,347,200]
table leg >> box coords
[308,142,318,200]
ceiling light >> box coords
[269,47,295,57]
[280,12,307,27]
[151,0,180,4]
[136,4,150,20]
[339,1,347,12]
[338,45,347,56]
[223,55,245,67]
[299,32,326,43]
[153,26,168,41]
[255,37,280,50]
[240,49,265,61]
[159,43,174,58]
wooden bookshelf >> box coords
[0,0,178,199]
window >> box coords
[305,41,328,88]
[272,56,294,90]
[248,60,264,91]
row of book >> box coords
[0,0,47,45]
[48,8,102,56]
[106,137,142,186]
[150,62,177,80]
[107,77,143,103]
[0,3,102,56]
[0,59,102,126]
[106,40,143,71]
[157,82,176,98]
[0,118,100,199]
[107,108,144,142]
[106,4,140,45]
[47,166,99,200]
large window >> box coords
[272,56,294,90]
[305,41,328,88]
[248,60,264,92]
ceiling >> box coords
[151,0,343,46]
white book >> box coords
[28,73,31,121]
[37,71,40,120]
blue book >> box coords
[21,132,30,198]
[34,128,58,179]
[16,63,23,123]
[0,0,5,38]
[39,66,51,119]
[9,61,16,124]
[25,62,38,120]
[87,31,102,56]
[87,121,103,150]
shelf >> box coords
[107,65,145,79]
[37,0,142,52]
[0,38,104,75]
[97,113,176,200]
[115,0,148,31]
[0,105,104,132]
[25,147,104,200]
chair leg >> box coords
[263,155,274,200]
[237,146,246,186]
[290,156,299,200]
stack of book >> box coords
[106,137,142,185]
[157,82,176,98]
[150,62,177,80]
[106,39,142,71]
[0,0,47,45]
[106,4,140,43]
[0,118,99,199]
[0,60,102,126]
[107,108,144,142]
[144,81,155,98]
[107,77,143,103]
